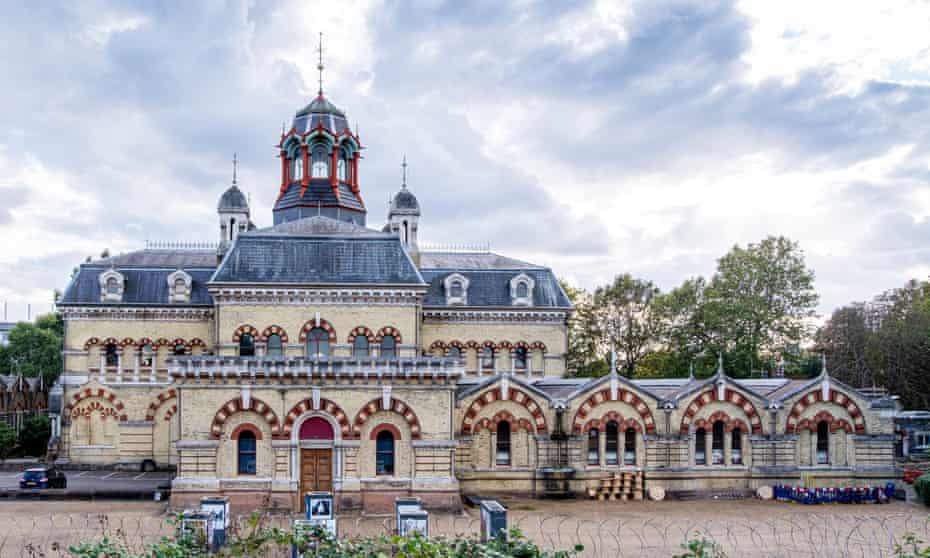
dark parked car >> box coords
[19,466,67,489]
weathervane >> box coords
[316,32,325,96]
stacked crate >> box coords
[587,472,644,501]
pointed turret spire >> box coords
[609,348,618,376]
[822,353,829,376]
[401,155,408,189]
[717,352,725,375]
[232,152,238,186]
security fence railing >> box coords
[1,510,929,558]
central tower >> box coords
[273,47,365,225]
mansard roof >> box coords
[274,180,366,214]
[210,229,426,286]
[252,215,385,237]
[420,266,571,308]
[58,250,216,306]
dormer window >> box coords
[443,273,469,306]
[510,273,535,307]
[337,158,347,181]
[166,270,192,303]
[98,269,125,302]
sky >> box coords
[1,0,929,321]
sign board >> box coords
[394,497,421,534]
[200,496,230,550]
[179,510,215,550]
[480,499,507,542]
[306,491,334,521]
[398,509,429,538]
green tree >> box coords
[18,414,51,457]
[590,274,666,377]
[561,280,608,377]
[0,423,16,460]
[0,313,63,384]
[704,236,818,376]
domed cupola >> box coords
[385,157,421,263]
[273,35,365,227]
[218,154,251,257]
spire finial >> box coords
[232,153,238,185]
[401,155,407,188]
[609,348,617,376]
[717,352,724,375]
[822,353,828,376]
[316,32,325,96]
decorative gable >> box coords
[166,270,193,303]
[510,273,535,306]
[444,273,469,305]
[98,269,125,303]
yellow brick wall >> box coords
[421,322,566,376]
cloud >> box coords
[0,0,929,320]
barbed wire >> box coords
[0,511,927,557]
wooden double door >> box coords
[300,448,333,511]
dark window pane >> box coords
[380,335,396,358]
[605,421,619,465]
[496,421,511,465]
[353,336,369,358]
[239,334,255,357]
[376,430,395,475]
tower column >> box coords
[350,153,359,193]
[330,148,338,194]
[301,145,309,188]
[280,150,288,189]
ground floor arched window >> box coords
[376,430,395,475]
[605,421,619,465]
[587,428,599,465]
[496,421,511,466]
[816,421,830,464]
[712,421,725,465]
[731,427,743,465]
[624,427,637,465]
[695,427,707,465]
[237,431,257,475]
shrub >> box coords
[18,414,51,457]
[914,474,930,507]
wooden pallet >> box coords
[587,472,644,501]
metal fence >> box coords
[0,411,45,435]
[1,511,929,557]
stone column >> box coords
[115,352,122,383]
[490,432,498,469]
[598,431,606,467]
[133,351,140,382]
[705,431,714,465]
[301,145,309,187]
[688,433,696,468]
[809,431,818,465]
[724,430,732,466]
[743,432,751,467]
[618,430,626,466]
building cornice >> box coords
[422,308,569,324]
[208,286,425,306]
[57,306,214,322]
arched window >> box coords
[515,281,529,299]
[311,146,329,178]
[712,421,725,465]
[450,280,464,298]
[105,344,119,367]
[239,334,255,357]
[353,336,369,358]
[306,328,330,358]
[496,421,511,466]
[173,344,186,356]
[237,430,257,475]
[731,427,743,465]
[447,347,462,360]
[266,334,283,357]
[376,430,395,475]
[380,335,396,358]
[293,156,304,180]
[106,277,120,294]
[336,158,347,181]
[481,347,495,371]
[816,421,830,464]
[514,347,528,370]
[141,344,154,367]
[587,428,599,465]
[605,421,619,465]
[174,278,186,295]
[624,427,637,465]
[695,427,706,465]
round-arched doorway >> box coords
[298,416,335,511]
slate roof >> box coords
[211,233,425,286]
[420,266,571,308]
[390,188,420,214]
[252,215,385,237]
[59,257,216,306]
[274,180,365,213]
[419,252,543,270]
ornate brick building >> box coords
[55,87,899,512]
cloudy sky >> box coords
[2,0,929,321]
